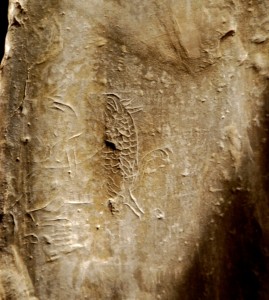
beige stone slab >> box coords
[1,0,269,299]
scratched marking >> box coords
[104,93,144,218]
[34,217,83,261]
[25,193,92,261]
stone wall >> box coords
[1,1,269,299]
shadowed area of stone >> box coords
[0,0,8,61]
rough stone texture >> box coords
[1,0,269,299]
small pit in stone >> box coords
[220,30,236,41]
[105,140,117,151]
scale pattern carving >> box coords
[104,93,144,217]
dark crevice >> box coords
[220,30,236,41]
[10,17,21,28]
[0,0,9,61]
[105,140,117,151]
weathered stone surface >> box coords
[1,0,269,299]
